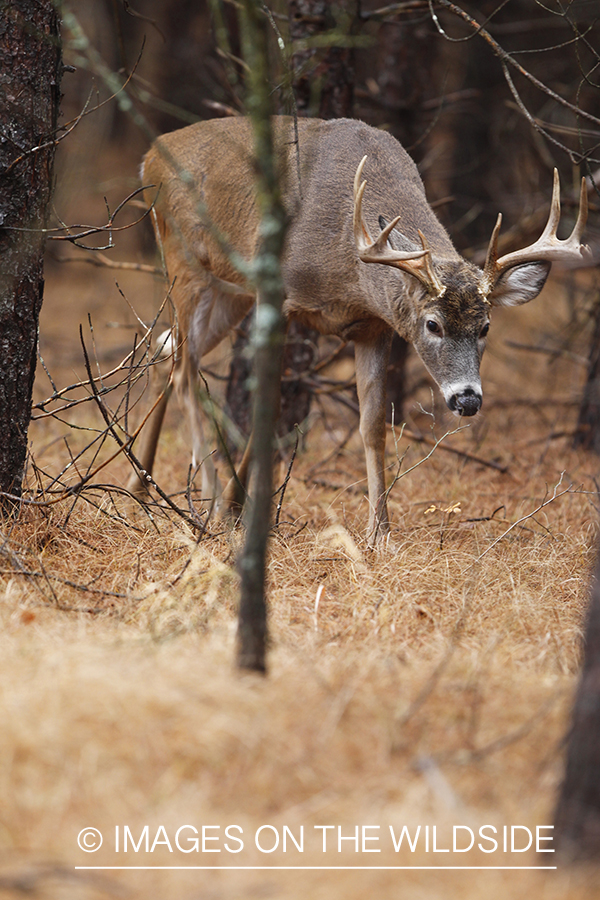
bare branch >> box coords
[430,0,600,130]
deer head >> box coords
[353,155,591,417]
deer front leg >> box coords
[354,330,393,547]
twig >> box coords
[402,427,509,473]
[57,252,162,275]
[34,287,171,411]
[71,326,206,529]
[4,40,145,175]
[429,0,600,167]
[305,418,360,478]
[466,692,564,762]
[504,339,587,366]
[47,185,158,251]
[475,473,574,562]
[376,422,468,545]
[274,424,302,526]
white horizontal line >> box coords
[75,866,558,871]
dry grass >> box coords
[0,264,598,899]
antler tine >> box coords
[353,155,372,252]
[377,214,404,249]
[352,156,445,297]
[481,168,591,297]
[354,156,404,255]
[418,229,446,298]
[353,154,367,200]
[480,213,503,295]
[354,154,426,261]
[572,176,589,245]
[538,168,562,242]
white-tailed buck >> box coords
[128,116,589,543]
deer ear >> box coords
[487,260,551,307]
[378,215,421,254]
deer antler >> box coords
[353,156,446,298]
[481,169,591,297]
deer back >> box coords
[143,117,458,310]
[282,117,461,329]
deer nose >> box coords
[449,388,482,417]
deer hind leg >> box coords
[183,287,255,509]
[126,264,253,503]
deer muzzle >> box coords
[448,387,482,417]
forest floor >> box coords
[0,252,598,899]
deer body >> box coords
[129,116,588,543]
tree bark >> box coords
[0,0,61,507]
[288,0,355,118]
[226,316,317,446]
[554,548,600,861]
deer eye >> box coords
[426,319,442,336]
[480,322,490,338]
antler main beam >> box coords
[481,169,591,296]
[353,156,446,298]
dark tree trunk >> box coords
[279,319,316,435]
[281,0,356,431]
[374,17,436,424]
[386,335,409,425]
[375,14,435,149]
[288,0,355,118]
[0,1,61,507]
[226,316,317,446]
[554,548,600,861]
[226,0,357,441]
[574,297,600,455]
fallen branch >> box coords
[475,472,574,562]
[403,427,509,473]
